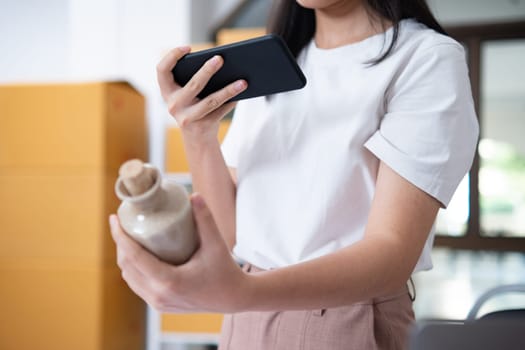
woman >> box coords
[109,0,479,348]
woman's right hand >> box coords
[156,46,247,142]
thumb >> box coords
[190,193,224,246]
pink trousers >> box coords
[218,264,415,350]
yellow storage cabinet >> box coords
[0,82,147,350]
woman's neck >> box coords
[314,1,390,49]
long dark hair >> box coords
[267,0,447,64]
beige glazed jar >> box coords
[115,159,198,265]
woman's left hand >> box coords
[109,193,250,314]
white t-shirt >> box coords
[221,19,479,272]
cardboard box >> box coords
[165,119,231,173]
[216,28,266,46]
[0,265,145,350]
[162,313,223,334]
[0,82,146,171]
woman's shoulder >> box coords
[398,19,464,58]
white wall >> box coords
[0,0,70,82]
[428,0,525,24]
[190,0,240,43]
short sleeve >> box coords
[221,99,251,168]
[365,42,479,207]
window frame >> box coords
[434,21,525,252]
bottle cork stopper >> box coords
[119,159,155,196]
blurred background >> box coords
[0,0,524,349]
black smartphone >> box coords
[171,34,307,101]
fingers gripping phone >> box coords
[171,34,307,101]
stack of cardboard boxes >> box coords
[0,82,147,350]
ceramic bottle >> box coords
[115,159,197,265]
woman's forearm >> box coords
[240,235,412,312]
[182,135,237,250]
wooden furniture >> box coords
[0,82,147,350]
